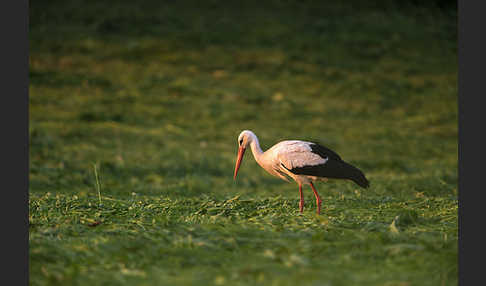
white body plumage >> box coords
[258,140,329,185]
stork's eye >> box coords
[239,139,243,145]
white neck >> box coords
[249,134,264,165]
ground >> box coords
[29,1,457,285]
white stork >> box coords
[233,130,369,214]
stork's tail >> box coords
[342,161,369,188]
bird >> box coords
[233,130,369,214]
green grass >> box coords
[29,0,457,285]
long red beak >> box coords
[233,146,246,180]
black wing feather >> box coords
[284,143,369,188]
[307,143,342,161]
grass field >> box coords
[29,1,458,285]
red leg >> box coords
[309,182,322,215]
[298,183,304,213]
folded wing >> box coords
[277,141,369,188]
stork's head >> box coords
[233,130,256,180]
